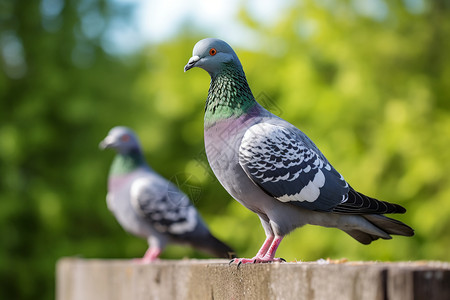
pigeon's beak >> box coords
[99,136,115,150]
[184,55,200,72]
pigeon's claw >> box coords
[253,256,285,263]
[230,256,285,267]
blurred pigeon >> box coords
[184,38,414,264]
[100,126,234,262]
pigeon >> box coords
[184,38,414,264]
[99,126,234,262]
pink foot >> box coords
[230,256,286,266]
[133,257,159,264]
[133,247,161,264]
[230,236,285,267]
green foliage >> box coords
[1,0,450,299]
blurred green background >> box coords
[1,0,450,299]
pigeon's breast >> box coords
[204,115,272,213]
[108,172,137,192]
[107,170,155,238]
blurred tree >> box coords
[0,0,145,299]
[1,0,450,299]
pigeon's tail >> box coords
[193,233,236,259]
[343,214,414,245]
[363,214,414,237]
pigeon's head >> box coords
[184,38,242,76]
[99,126,141,155]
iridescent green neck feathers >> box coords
[110,150,146,176]
[205,62,256,125]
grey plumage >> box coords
[100,126,234,262]
[184,38,414,264]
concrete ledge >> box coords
[56,258,450,300]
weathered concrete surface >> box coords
[56,258,450,300]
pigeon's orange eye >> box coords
[121,134,130,142]
[209,48,217,56]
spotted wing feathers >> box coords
[238,123,406,215]
[130,177,198,235]
[239,123,349,212]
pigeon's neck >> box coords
[205,62,256,127]
[110,149,146,176]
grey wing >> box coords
[130,177,199,236]
[238,123,349,212]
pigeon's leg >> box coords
[257,235,284,262]
[133,247,161,264]
[134,236,166,264]
[231,217,285,265]
[255,215,276,258]
[230,216,270,264]
[230,236,274,264]
[254,236,274,258]
[231,236,285,265]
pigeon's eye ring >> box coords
[209,48,217,56]
[121,134,130,142]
